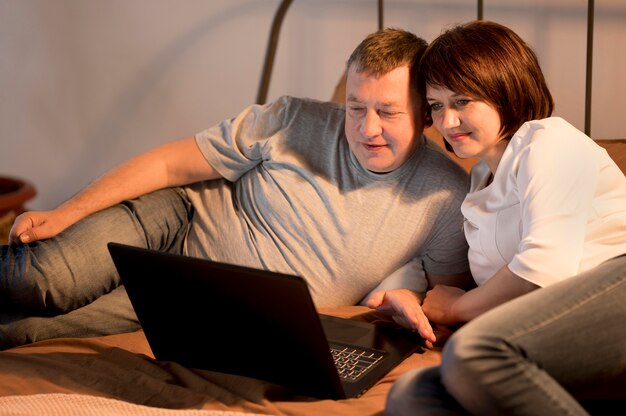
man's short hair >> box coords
[347,28,429,115]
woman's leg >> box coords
[0,187,193,313]
[441,254,626,415]
[386,365,469,415]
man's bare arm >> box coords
[10,137,220,244]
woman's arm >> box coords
[422,265,539,325]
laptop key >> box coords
[330,344,387,383]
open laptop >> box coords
[107,242,421,399]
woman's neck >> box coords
[482,138,510,175]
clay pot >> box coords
[0,176,37,243]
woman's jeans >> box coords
[0,187,193,349]
[386,254,626,415]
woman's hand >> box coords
[422,285,466,326]
[423,268,540,325]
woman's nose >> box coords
[439,108,461,129]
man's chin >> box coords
[353,150,402,173]
[363,161,396,174]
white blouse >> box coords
[463,117,626,287]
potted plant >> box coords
[0,176,36,243]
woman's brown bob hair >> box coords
[420,20,554,141]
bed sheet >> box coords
[0,306,443,416]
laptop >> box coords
[107,242,421,399]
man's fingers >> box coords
[19,229,36,243]
[9,214,46,244]
[9,217,28,244]
[364,291,385,308]
[405,307,436,344]
[390,307,436,344]
[367,290,437,344]
[11,224,36,244]
[417,323,436,344]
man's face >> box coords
[344,64,421,173]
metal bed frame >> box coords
[256,0,595,136]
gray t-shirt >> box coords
[184,96,469,307]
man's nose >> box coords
[360,111,383,138]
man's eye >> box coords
[348,107,365,115]
[380,111,399,118]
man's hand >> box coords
[9,210,70,245]
[365,288,436,347]
[421,284,466,325]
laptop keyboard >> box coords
[330,344,387,382]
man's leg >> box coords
[0,286,138,349]
[441,255,626,415]
[0,187,193,347]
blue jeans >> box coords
[0,187,193,349]
[386,254,626,416]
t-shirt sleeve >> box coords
[422,204,470,276]
[194,96,291,182]
[420,160,471,277]
[363,257,428,298]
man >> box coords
[0,28,471,349]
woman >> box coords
[383,20,626,415]
[387,255,626,415]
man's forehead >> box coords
[346,92,401,108]
[346,64,386,81]
[346,64,411,85]
[345,66,413,106]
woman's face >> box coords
[426,85,508,172]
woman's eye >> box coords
[429,103,442,112]
[456,99,470,107]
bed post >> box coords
[256,0,294,105]
[585,0,594,137]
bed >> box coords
[1,2,624,415]
[0,136,623,415]
[1,154,624,416]
[0,146,624,416]
[0,306,449,416]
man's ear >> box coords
[424,110,433,128]
[330,70,347,104]
[422,109,453,152]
